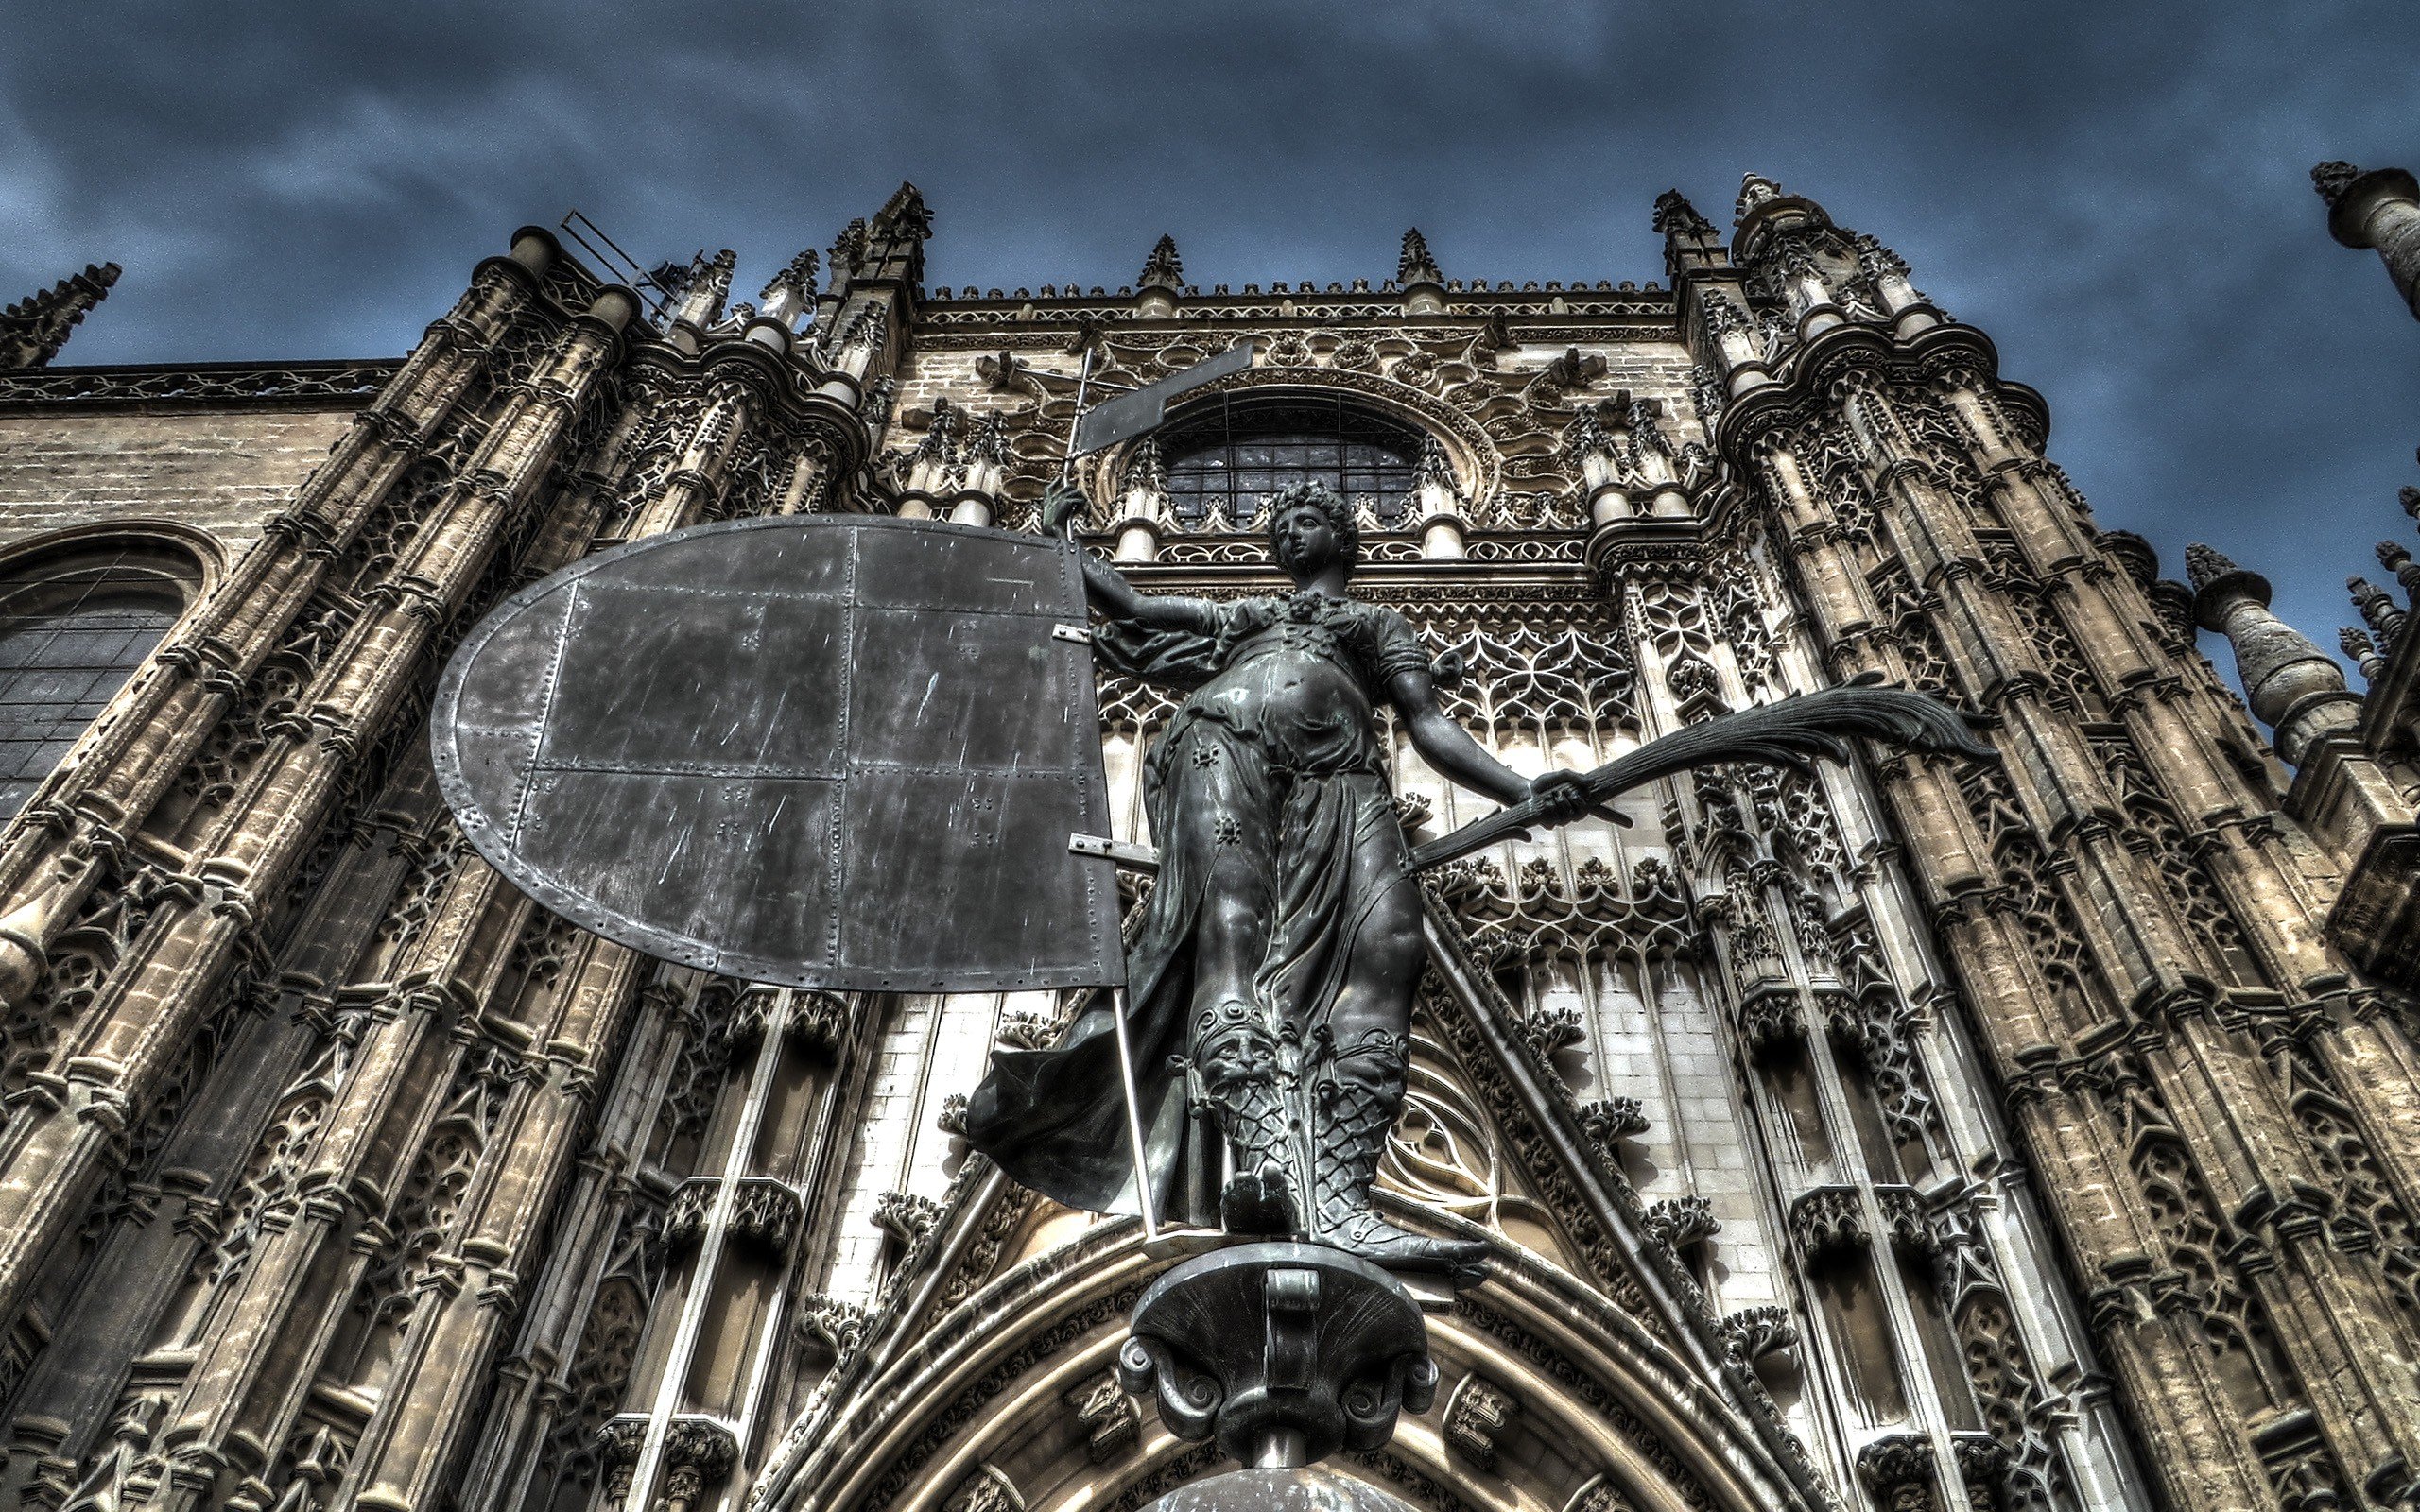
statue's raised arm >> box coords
[1041,477,1226,652]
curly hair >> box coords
[1264,479,1359,575]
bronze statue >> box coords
[966,479,1598,1273]
[965,474,1998,1278]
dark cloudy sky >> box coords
[4,4,2415,672]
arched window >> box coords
[1159,394,1424,527]
[0,540,199,817]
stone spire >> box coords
[1734,173,1784,224]
[672,250,735,330]
[871,181,933,245]
[758,249,819,329]
[2379,539,2420,596]
[2312,160,2420,319]
[2187,543,2363,763]
[1138,234,1184,292]
[833,181,932,293]
[1728,173,1837,272]
[1136,234,1184,318]
[2342,626,2389,683]
[1652,191,1724,279]
[2348,574,2408,646]
[2401,483,2420,522]
[1396,229,1444,314]
[2312,161,2364,205]
[819,182,934,342]
[0,262,121,369]
[1652,190,1716,242]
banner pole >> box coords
[1058,339,1158,1241]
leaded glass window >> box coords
[1159,395,1422,526]
[0,542,195,818]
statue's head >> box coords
[1267,480,1357,581]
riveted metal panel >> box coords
[431,514,1122,991]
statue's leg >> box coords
[1171,730,1292,1232]
[1309,860,1488,1276]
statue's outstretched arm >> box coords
[1076,555,1220,634]
[1388,668,1597,819]
[1042,480,1220,633]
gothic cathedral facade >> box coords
[0,169,2414,1512]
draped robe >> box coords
[964,591,1431,1219]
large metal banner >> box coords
[431,515,1124,993]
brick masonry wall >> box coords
[0,404,363,567]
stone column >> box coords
[1414,438,1466,560]
[143,853,535,1510]
[2315,163,2420,321]
[950,413,1010,528]
[2186,546,2362,766]
[1397,229,1446,316]
[1112,438,1167,562]
[1748,428,2278,1512]
[0,231,555,1005]
[605,988,847,1512]
[340,935,649,1512]
[0,284,638,1342]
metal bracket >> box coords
[1052,623,1095,644]
[1070,833,1160,872]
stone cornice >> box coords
[0,358,404,412]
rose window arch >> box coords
[1156,392,1425,527]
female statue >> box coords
[967,478,1594,1273]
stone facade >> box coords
[0,170,2402,1512]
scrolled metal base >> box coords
[1117,1242,1437,1469]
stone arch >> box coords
[1083,368,1503,517]
[0,524,213,817]
[0,517,227,592]
[750,1222,1818,1512]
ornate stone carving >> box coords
[797,1293,871,1362]
[1441,1371,1520,1469]
[1516,1004,1586,1062]
[943,1463,1023,1512]
[1858,1435,1940,1512]
[1789,1186,1867,1260]
[658,1177,802,1258]
[1575,1096,1650,1145]
[1719,1305,1798,1361]
[1737,984,1807,1054]
[873,1190,942,1246]
[0,261,120,369]
[1063,1368,1141,1462]
[727,1177,804,1256]
[1568,1476,1642,1512]
[1951,1434,2010,1512]
[1427,854,1697,972]
[598,1415,739,1509]
[1644,1194,1720,1252]
[1138,235,1184,293]
[791,990,851,1054]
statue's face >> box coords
[1272,505,1340,579]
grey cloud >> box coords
[2,1,2415,672]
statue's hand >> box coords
[1040,478,1086,536]
[1529,769,1614,827]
